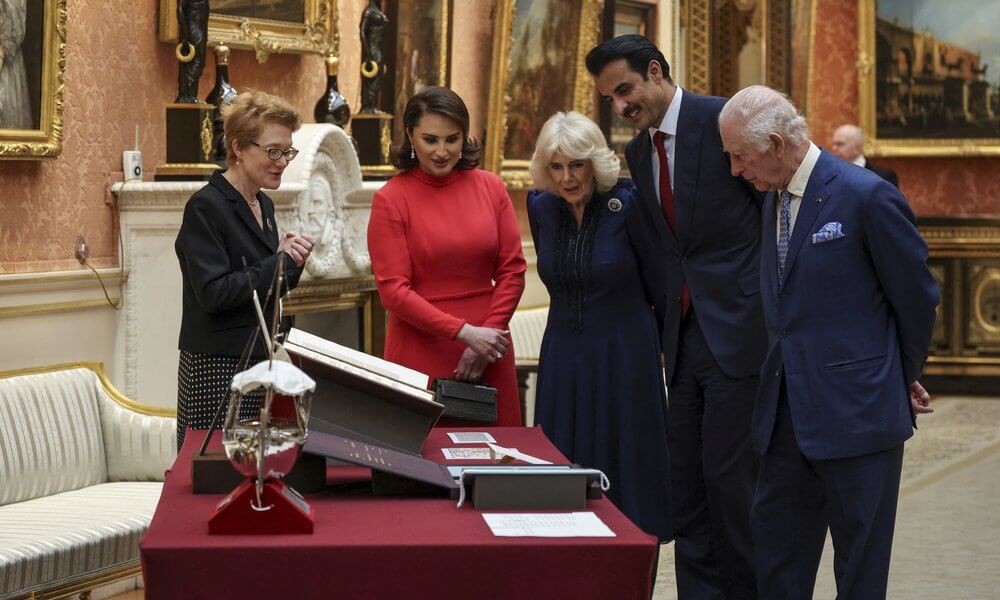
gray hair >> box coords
[529,111,621,193]
[718,85,809,151]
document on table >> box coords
[441,447,515,460]
[482,512,616,537]
[447,431,497,444]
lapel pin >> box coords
[608,197,623,212]
[816,197,823,204]
[266,218,272,231]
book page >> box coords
[287,328,429,389]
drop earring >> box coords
[410,147,415,160]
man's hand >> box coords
[910,380,933,414]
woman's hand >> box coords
[456,324,510,362]
[454,347,490,382]
[279,231,316,267]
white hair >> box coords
[718,85,809,151]
[529,111,620,194]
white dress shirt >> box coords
[648,86,683,200]
[853,154,867,168]
[776,142,821,243]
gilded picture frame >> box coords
[0,0,67,160]
[158,0,337,63]
[679,0,790,98]
[858,0,1000,157]
[484,0,604,189]
[387,0,452,154]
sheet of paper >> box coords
[486,443,552,465]
[447,431,497,444]
[482,512,616,537]
[441,447,516,460]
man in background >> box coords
[830,124,899,187]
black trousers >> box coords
[752,382,903,600]
[668,312,759,599]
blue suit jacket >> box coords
[625,91,767,384]
[754,150,939,460]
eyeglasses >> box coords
[250,142,299,162]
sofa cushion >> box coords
[97,388,176,482]
[0,368,108,506]
[0,481,162,596]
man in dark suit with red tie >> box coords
[588,35,765,599]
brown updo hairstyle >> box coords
[221,90,302,165]
[391,86,482,170]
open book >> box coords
[284,328,442,454]
[286,328,430,392]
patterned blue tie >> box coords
[777,190,791,288]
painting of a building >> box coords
[876,7,1000,139]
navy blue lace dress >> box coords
[527,179,673,541]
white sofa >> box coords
[0,363,175,600]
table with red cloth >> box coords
[140,427,658,599]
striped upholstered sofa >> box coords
[0,363,175,600]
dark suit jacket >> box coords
[175,171,302,358]
[754,150,938,460]
[863,159,899,188]
[624,91,767,384]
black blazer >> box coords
[175,171,302,358]
[625,91,768,384]
[864,159,899,188]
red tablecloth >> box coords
[140,427,657,599]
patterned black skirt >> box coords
[177,350,264,451]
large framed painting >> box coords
[158,0,337,62]
[0,0,66,159]
[858,0,1000,156]
[485,0,604,188]
[384,0,452,151]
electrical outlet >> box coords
[75,235,89,264]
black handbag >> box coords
[433,379,498,424]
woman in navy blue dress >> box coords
[527,111,672,541]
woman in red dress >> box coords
[367,87,527,426]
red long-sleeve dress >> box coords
[367,167,527,426]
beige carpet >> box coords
[653,396,1000,599]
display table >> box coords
[140,427,658,599]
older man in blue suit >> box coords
[718,85,939,599]
[589,35,766,599]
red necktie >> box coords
[653,131,690,317]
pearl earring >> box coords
[410,148,415,160]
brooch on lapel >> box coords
[607,197,623,212]
[266,217,272,231]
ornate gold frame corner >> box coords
[485,0,604,189]
[159,0,338,63]
[0,0,67,160]
[682,0,792,99]
[857,0,1000,157]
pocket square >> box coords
[812,222,845,244]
